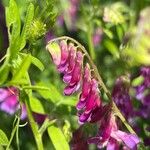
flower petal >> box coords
[64,82,80,95]
[112,130,140,150]
[0,95,18,114]
[60,40,69,65]
[46,42,61,66]
[106,138,119,150]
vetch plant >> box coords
[46,36,140,149]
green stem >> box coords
[25,73,44,150]
[6,116,20,150]
[25,100,44,150]
[47,36,136,135]
[39,119,56,135]
[87,24,96,60]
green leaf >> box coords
[0,129,9,146]
[0,52,11,84]
[104,39,119,58]
[23,85,49,91]
[5,0,21,60]
[48,125,70,150]
[103,29,113,39]
[57,97,76,107]
[116,25,123,41]
[36,82,63,103]
[31,56,44,71]
[20,3,34,50]
[5,0,20,29]
[132,76,144,87]
[11,54,32,82]
[29,97,46,114]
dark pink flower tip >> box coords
[78,111,91,124]
[78,95,101,124]
[46,42,61,66]
[90,104,109,123]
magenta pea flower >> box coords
[76,64,102,123]
[77,63,91,106]
[64,51,83,95]
[88,114,140,150]
[78,79,101,124]
[47,41,83,95]
[0,87,26,119]
[62,43,76,81]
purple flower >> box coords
[88,114,140,150]
[135,66,150,101]
[112,76,134,120]
[76,63,91,109]
[61,43,76,77]
[76,64,102,124]
[68,0,79,30]
[47,41,83,96]
[0,87,26,119]
[133,66,150,119]
[64,51,83,95]
[45,31,55,44]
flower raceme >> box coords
[46,40,102,124]
[46,39,140,149]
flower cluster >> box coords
[47,40,101,124]
[47,39,140,149]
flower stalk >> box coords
[48,36,136,135]
[25,99,44,150]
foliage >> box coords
[0,0,150,149]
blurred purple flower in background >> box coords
[112,76,134,120]
[133,66,150,119]
[0,87,47,123]
[45,31,55,44]
[0,87,26,119]
[135,66,150,101]
[68,0,79,30]
[92,28,103,47]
